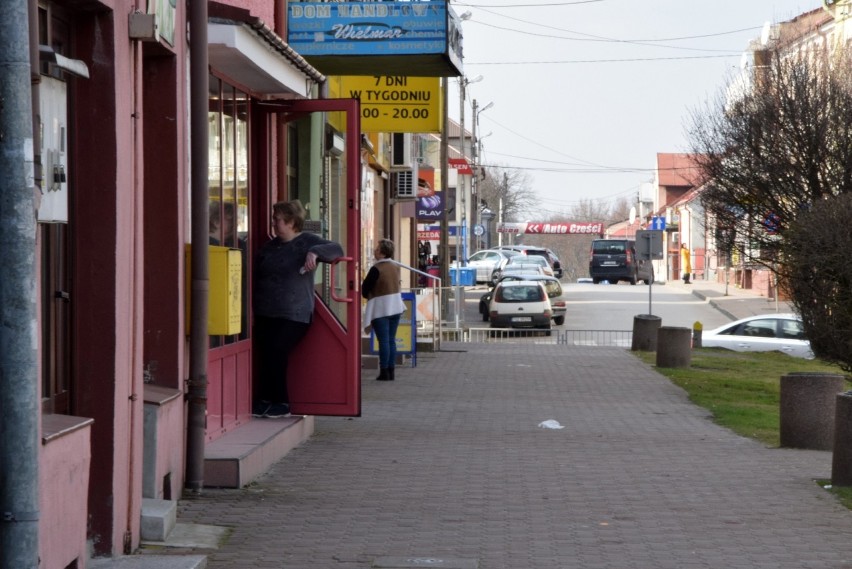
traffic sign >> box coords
[635,230,664,260]
[650,216,666,231]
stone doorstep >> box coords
[89,555,207,569]
[141,498,176,542]
[202,415,315,488]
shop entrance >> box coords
[254,98,362,417]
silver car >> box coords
[701,313,813,359]
[466,249,519,284]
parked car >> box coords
[701,313,814,359]
[492,254,553,283]
[480,274,566,325]
[488,280,552,331]
[588,238,653,285]
[491,265,546,285]
[466,249,520,284]
[493,245,563,278]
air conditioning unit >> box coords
[393,170,416,200]
[391,133,413,169]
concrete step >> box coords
[203,415,314,488]
[90,554,207,569]
[141,498,176,542]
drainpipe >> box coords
[0,0,40,565]
[185,0,210,493]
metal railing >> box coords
[381,259,444,348]
[446,327,633,347]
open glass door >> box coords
[256,98,362,416]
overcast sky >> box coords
[450,0,821,220]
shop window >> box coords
[208,76,250,346]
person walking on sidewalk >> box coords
[253,200,344,417]
[362,239,406,381]
[681,242,692,284]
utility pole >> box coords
[440,78,450,316]
[454,78,466,328]
[0,0,40,565]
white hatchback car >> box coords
[488,280,552,331]
[701,313,813,359]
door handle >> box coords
[330,257,353,303]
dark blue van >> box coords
[589,239,654,285]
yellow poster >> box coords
[372,292,415,355]
[339,76,442,133]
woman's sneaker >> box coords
[264,402,291,418]
[252,400,272,418]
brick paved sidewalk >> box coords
[176,343,852,569]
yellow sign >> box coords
[371,293,415,354]
[340,76,442,133]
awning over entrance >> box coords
[208,20,326,99]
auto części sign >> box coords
[497,222,604,235]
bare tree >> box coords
[477,164,536,222]
[687,46,852,364]
[688,47,852,278]
[476,163,536,248]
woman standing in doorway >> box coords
[362,239,406,381]
[253,200,344,417]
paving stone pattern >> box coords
[177,343,852,569]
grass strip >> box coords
[633,348,849,447]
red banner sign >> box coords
[497,221,604,235]
[448,158,473,175]
[417,230,441,240]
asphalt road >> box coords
[454,281,734,332]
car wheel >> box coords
[629,277,637,285]
[608,279,618,285]
[593,278,601,284]
[553,316,565,326]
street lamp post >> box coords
[453,74,482,328]
[471,99,493,250]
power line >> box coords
[469,53,736,65]
[467,9,753,53]
[456,1,604,7]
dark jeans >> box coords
[372,313,401,369]
[255,315,310,404]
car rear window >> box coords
[592,241,628,254]
[496,285,544,302]
[542,281,562,297]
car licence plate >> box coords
[602,261,617,266]
[512,316,532,323]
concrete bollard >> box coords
[832,391,852,486]
[655,326,692,368]
[632,314,662,352]
[780,372,847,450]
